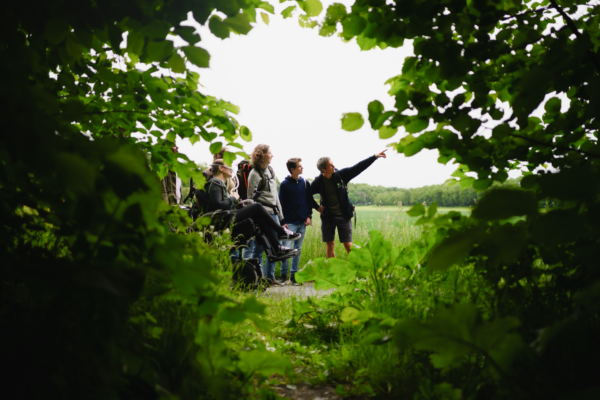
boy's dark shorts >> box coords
[321,215,352,243]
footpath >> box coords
[257,281,335,299]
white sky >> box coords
[175,0,459,188]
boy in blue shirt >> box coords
[278,158,321,285]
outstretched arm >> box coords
[338,150,387,183]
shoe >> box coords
[276,245,298,257]
[290,275,301,286]
[278,275,288,285]
[269,278,283,286]
[278,227,302,241]
[266,246,299,262]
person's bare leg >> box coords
[326,241,336,259]
[343,242,352,254]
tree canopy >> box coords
[2,0,600,399]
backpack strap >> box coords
[257,166,275,192]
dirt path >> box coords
[269,382,368,400]
[256,281,336,299]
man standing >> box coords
[310,150,387,259]
[278,158,320,285]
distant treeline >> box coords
[347,178,522,207]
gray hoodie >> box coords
[248,166,284,221]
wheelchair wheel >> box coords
[232,261,259,291]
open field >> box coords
[272,206,470,275]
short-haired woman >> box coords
[206,159,300,261]
[247,145,290,284]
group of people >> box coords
[162,141,387,286]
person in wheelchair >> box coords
[206,159,301,262]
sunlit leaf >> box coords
[341,112,364,131]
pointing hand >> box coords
[375,149,388,159]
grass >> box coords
[275,206,470,276]
[222,206,477,397]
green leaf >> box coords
[146,40,174,62]
[394,304,524,376]
[189,134,200,145]
[210,142,223,155]
[297,0,323,17]
[174,26,200,45]
[295,258,355,290]
[223,13,253,35]
[257,2,274,13]
[405,118,429,134]
[368,100,384,127]
[144,21,170,40]
[340,307,360,322]
[223,151,236,166]
[341,113,364,131]
[427,202,438,217]
[209,16,230,39]
[406,203,425,217]
[260,12,270,25]
[66,36,83,60]
[544,97,561,115]
[237,349,292,377]
[472,188,538,221]
[182,46,210,68]
[299,15,318,28]
[44,20,70,45]
[282,5,296,19]
[379,126,397,139]
[427,229,479,271]
[220,102,240,114]
[240,126,252,142]
[342,15,366,38]
[473,179,492,191]
[127,31,145,56]
[167,53,186,73]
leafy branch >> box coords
[508,133,600,159]
[549,0,600,73]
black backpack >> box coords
[236,160,252,200]
[236,162,274,200]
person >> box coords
[247,144,286,284]
[160,141,183,205]
[203,147,236,194]
[310,150,388,259]
[206,160,301,260]
[278,158,320,285]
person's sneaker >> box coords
[266,246,299,262]
[275,245,298,257]
[269,278,283,286]
[278,227,302,241]
[290,275,301,286]
[278,275,288,285]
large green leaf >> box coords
[240,126,252,142]
[297,0,323,17]
[237,349,292,377]
[295,258,355,290]
[341,112,364,131]
[209,16,230,39]
[223,13,253,35]
[146,39,174,62]
[182,46,210,68]
[394,304,525,376]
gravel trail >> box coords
[256,281,335,299]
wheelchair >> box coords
[184,207,297,291]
